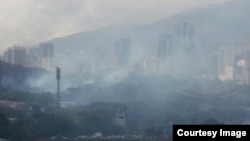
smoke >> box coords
[0,0,231,53]
[1,76,15,88]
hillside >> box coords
[49,0,250,76]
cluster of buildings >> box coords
[218,45,250,85]
[71,38,132,74]
[157,22,195,59]
[36,22,195,76]
[2,43,54,71]
[0,22,196,77]
[115,38,131,65]
[106,23,195,75]
[141,22,196,76]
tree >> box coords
[74,102,126,136]
[32,115,75,137]
[0,113,11,139]
[10,118,34,141]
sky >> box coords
[0,0,230,53]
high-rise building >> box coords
[39,43,54,58]
[233,47,250,85]
[26,47,40,68]
[2,43,55,71]
[3,45,26,67]
[142,55,161,75]
[175,22,195,53]
[38,43,54,71]
[218,46,250,85]
[218,47,235,80]
[157,34,173,59]
[115,38,131,64]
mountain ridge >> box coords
[48,0,250,75]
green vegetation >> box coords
[0,62,250,140]
[0,91,138,140]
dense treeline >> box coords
[1,61,250,140]
[1,82,250,141]
[0,95,137,141]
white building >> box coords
[218,46,250,84]
[115,108,126,127]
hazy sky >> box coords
[0,0,229,52]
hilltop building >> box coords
[218,46,250,85]
[157,34,173,59]
[2,43,55,72]
[174,22,195,53]
[115,38,131,65]
[26,47,39,68]
[38,43,54,71]
[3,45,26,67]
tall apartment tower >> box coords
[157,34,173,59]
[39,43,54,71]
[115,38,131,65]
[26,47,40,68]
[3,45,26,67]
[233,48,250,85]
[218,46,236,81]
[218,46,250,85]
[175,22,195,53]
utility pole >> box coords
[56,67,61,117]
